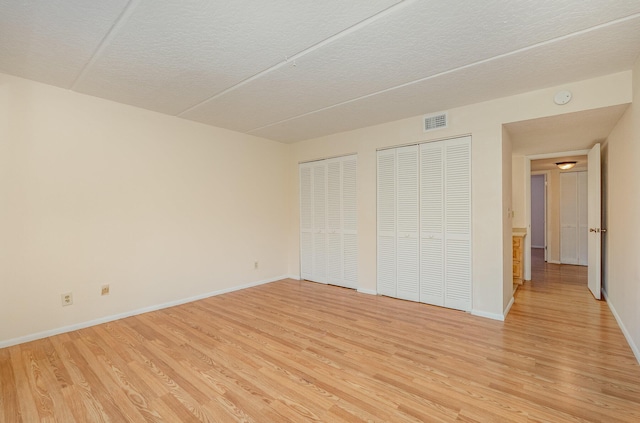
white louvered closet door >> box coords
[299,163,314,281]
[443,137,471,311]
[577,171,588,266]
[377,136,471,312]
[326,158,343,286]
[300,155,358,288]
[560,171,588,266]
[377,149,396,297]
[396,145,420,301]
[312,162,327,283]
[419,142,445,306]
[342,156,358,289]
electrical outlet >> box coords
[254,261,259,269]
[61,292,73,306]
[101,284,110,296]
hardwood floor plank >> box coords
[0,347,22,423]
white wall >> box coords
[288,72,632,320]
[0,73,290,345]
[511,156,527,229]
[531,175,545,248]
[604,57,640,362]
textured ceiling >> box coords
[2,0,640,143]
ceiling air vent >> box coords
[423,112,448,132]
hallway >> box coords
[505,247,640,421]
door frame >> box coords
[523,149,590,281]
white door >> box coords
[443,137,472,311]
[587,143,602,300]
[312,162,327,283]
[560,171,588,265]
[299,164,313,280]
[377,149,397,297]
[419,142,444,306]
[342,156,358,289]
[326,158,343,286]
[560,172,579,264]
[577,172,588,265]
[396,145,420,301]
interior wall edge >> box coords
[602,289,640,365]
[471,309,505,322]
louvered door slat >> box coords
[326,158,343,284]
[300,164,313,280]
[377,149,396,296]
[396,145,419,301]
[312,163,327,282]
[445,142,471,235]
[444,137,471,311]
[420,142,445,306]
[342,156,358,288]
[444,238,471,310]
[420,237,444,305]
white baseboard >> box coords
[285,274,301,280]
[531,245,544,249]
[0,275,286,349]
[471,309,505,321]
[602,290,640,365]
[547,260,561,264]
[503,296,515,318]
[357,288,377,295]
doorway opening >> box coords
[524,146,601,300]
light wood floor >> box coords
[2,255,639,422]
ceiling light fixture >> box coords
[556,161,577,170]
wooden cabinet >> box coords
[513,234,524,284]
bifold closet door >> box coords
[442,137,471,311]
[300,163,313,281]
[377,146,419,300]
[419,138,471,311]
[419,142,445,306]
[300,156,358,288]
[396,146,420,301]
[377,149,396,297]
[312,161,327,282]
[342,156,358,288]
[327,158,343,286]
[377,136,471,312]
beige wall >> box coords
[289,72,632,320]
[1,68,635,345]
[0,73,290,345]
[502,127,513,311]
[604,56,640,361]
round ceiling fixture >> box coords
[554,90,572,105]
[556,161,577,170]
